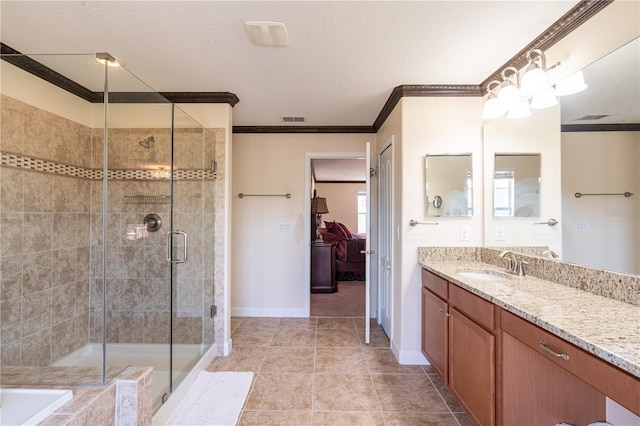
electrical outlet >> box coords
[495,225,505,241]
[459,225,470,241]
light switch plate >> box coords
[278,223,291,232]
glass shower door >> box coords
[169,106,216,393]
[103,64,174,411]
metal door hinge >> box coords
[211,304,218,318]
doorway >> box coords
[305,154,370,318]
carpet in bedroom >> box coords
[310,281,365,316]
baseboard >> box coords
[222,338,232,356]
[231,307,306,317]
[391,338,428,365]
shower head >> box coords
[139,136,156,149]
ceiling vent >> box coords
[244,21,289,47]
[282,116,306,123]
[576,114,610,120]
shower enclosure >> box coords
[0,52,218,412]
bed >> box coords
[319,222,366,281]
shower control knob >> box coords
[144,213,162,232]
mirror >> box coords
[484,37,640,276]
[425,154,473,217]
[493,154,541,217]
[559,37,640,275]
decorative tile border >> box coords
[1,152,94,178]
[1,152,215,181]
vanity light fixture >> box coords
[520,49,550,97]
[482,48,561,120]
[529,86,558,109]
[507,100,532,119]
[481,80,507,120]
[497,66,522,111]
[554,70,588,96]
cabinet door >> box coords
[449,307,495,426]
[502,330,605,425]
[421,287,448,382]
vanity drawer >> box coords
[501,309,640,415]
[448,284,495,331]
[422,269,448,300]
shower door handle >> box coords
[167,230,188,263]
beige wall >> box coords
[315,182,365,233]
[230,133,374,317]
[483,105,563,251]
[562,131,640,274]
[384,96,484,364]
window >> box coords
[494,170,515,216]
[357,191,367,233]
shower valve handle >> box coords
[167,230,188,263]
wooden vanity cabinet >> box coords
[448,284,497,426]
[501,309,640,422]
[421,285,448,381]
[421,269,496,425]
[422,267,640,426]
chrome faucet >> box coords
[542,249,559,259]
[499,250,527,276]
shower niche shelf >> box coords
[124,195,171,204]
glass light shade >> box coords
[555,70,587,96]
[507,101,532,119]
[482,96,506,120]
[497,83,521,110]
[530,88,558,109]
[520,67,548,97]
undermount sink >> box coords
[456,270,512,281]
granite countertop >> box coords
[418,260,640,380]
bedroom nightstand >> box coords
[311,243,337,293]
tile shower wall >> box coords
[88,128,218,345]
[1,94,222,366]
[1,95,92,366]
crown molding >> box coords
[233,125,375,134]
[480,0,613,92]
[1,43,101,102]
[0,43,239,106]
[372,84,482,131]
[160,92,239,106]
[561,123,640,132]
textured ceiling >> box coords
[1,1,585,126]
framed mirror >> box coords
[493,153,541,217]
[425,154,473,217]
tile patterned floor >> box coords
[206,317,472,426]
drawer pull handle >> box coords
[539,340,569,361]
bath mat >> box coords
[169,371,253,426]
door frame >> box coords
[378,138,394,337]
[304,151,375,317]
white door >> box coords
[364,142,372,344]
[378,142,393,334]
